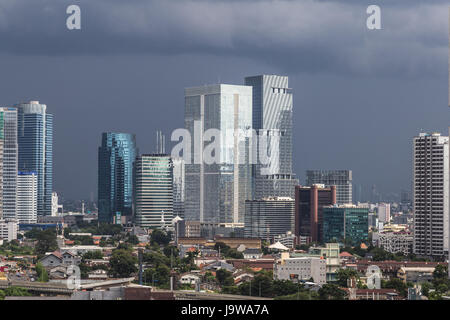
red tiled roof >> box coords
[51,251,62,259]
[340,251,353,257]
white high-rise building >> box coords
[244,75,298,199]
[172,158,185,219]
[17,171,38,223]
[377,203,391,224]
[184,84,253,224]
[0,108,18,221]
[413,132,449,258]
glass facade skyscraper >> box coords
[134,154,173,228]
[0,108,18,221]
[244,75,298,199]
[98,132,137,223]
[16,101,53,217]
[184,84,253,224]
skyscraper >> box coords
[306,170,352,204]
[0,108,18,221]
[98,132,138,223]
[172,157,185,219]
[17,171,38,224]
[16,101,53,216]
[0,112,3,219]
[295,184,336,243]
[134,154,173,228]
[244,75,298,199]
[184,84,253,224]
[413,132,449,259]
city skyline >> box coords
[0,1,448,201]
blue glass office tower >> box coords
[98,133,138,223]
[16,101,53,217]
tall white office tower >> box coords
[377,203,391,224]
[17,171,38,223]
[134,154,173,228]
[0,108,18,221]
[413,133,449,259]
[245,75,298,199]
[172,157,185,219]
[184,84,253,224]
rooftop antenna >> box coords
[156,130,166,154]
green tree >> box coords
[272,280,299,297]
[238,273,273,297]
[82,250,103,260]
[216,269,234,287]
[163,245,179,259]
[382,278,408,297]
[150,229,172,246]
[35,262,49,282]
[109,249,138,278]
[222,285,239,294]
[420,282,431,297]
[35,229,58,256]
[127,235,140,245]
[224,248,244,259]
[2,287,31,298]
[336,268,359,287]
[318,284,347,300]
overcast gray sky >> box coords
[0,0,448,201]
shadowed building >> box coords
[98,132,138,223]
[295,184,336,244]
[306,170,352,205]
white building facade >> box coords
[0,219,18,241]
[413,133,449,258]
[274,255,326,285]
[17,171,38,223]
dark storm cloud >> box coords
[0,0,448,200]
[0,0,447,76]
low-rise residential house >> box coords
[228,258,275,272]
[195,257,219,268]
[88,269,109,280]
[345,288,401,300]
[397,267,435,284]
[49,266,68,279]
[39,251,81,268]
[339,251,356,265]
[243,248,263,259]
[85,258,110,268]
[179,273,201,285]
[233,271,254,286]
[349,260,446,279]
[202,260,234,272]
